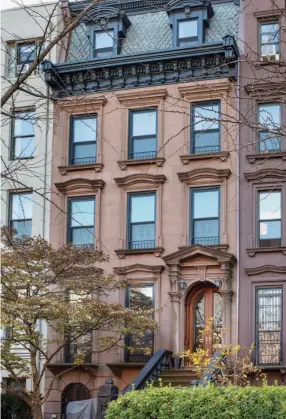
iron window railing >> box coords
[190,188,220,246]
[191,102,221,155]
[69,115,97,166]
[128,109,157,161]
[192,236,219,246]
[127,192,156,250]
[255,287,283,366]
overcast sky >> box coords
[1,0,54,11]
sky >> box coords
[1,0,54,11]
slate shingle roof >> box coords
[67,2,239,62]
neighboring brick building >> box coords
[42,0,240,417]
[238,0,286,383]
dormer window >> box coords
[94,30,114,57]
[178,19,198,47]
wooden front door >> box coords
[185,284,222,356]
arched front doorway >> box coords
[61,383,90,419]
[185,283,222,356]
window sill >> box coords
[180,152,229,164]
[246,151,286,163]
[106,362,145,378]
[117,157,165,170]
[58,163,103,175]
[253,59,283,67]
[255,365,286,372]
[10,156,34,161]
[247,247,286,257]
[115,247,164,259]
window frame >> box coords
[124,284,155,363]
[256,189,282,248]
[69,114,97,166]
[93,29,114,57]
[9,191,33,237]
[191,101,221,154]
[128,108,158,160]
[17,41,36,65]
[127,191,156,250]
[255,285,283,366]
[257,103,282,153]
[177,18,199,47]
[259,20,280,57]
[11,110,35,160]
[190,187,220,246]
[67,196,96,248]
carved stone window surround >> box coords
[56,97,106,170]
[242,91,285,155]
[114,263,164,359]
[245,265,286,275]
[116,89,168,165]
[54,178,104,250]
[247,152,286,164]
[178,79,233,159]
[177,168,231,247]
[114,174,166,256]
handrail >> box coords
[124,349,172,393]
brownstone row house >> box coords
[238,0,286,383]
[2,0,282,417]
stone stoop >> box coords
[155,368,200,387]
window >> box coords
[129,110,157,160]
[10,192,32,237]
[190,188,220,246]
[255,287,282,366]
[127,192,156,249]
[70,115,97,165]
[178,19,198,47]
[68,197,95,247]
[17,42,36,64]
[94,30,113,56]
[258,104,281,152]
[258,191,281,247]
[125,285,154,362]
[192,102,220,154]
[12,111,35,159]
[260,22,279,57]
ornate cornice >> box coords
[114,174,167,188]
[177,168,231,185]
[42,36,238,96]
[70,0,238,15]
[57,96,107,110]
[244,169,286,182]
[54,178,105,194]
[245,265,286,276]
[178,78,232,100]
[116,89,168,106]
[245,82,286,98]
[114,264,164,275]
[163,244,236,266]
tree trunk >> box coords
[31,401,43,419]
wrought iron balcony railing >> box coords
[128,151,157,160]
[192,236,219,246]
[128,240,155,249]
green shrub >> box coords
[106,384,286,419]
